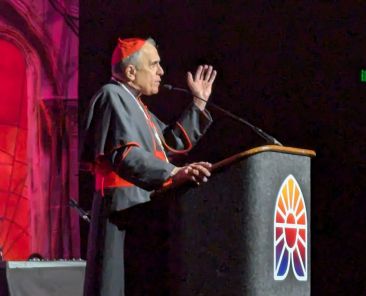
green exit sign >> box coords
[361,69,366,82]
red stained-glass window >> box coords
[0,39,30,260]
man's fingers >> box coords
[190,175,201,186]
[208,70,217,84]
[191,175,208,186]
[191,174,208,185]
[200,65,208,80]
[187,72,193,84]
[174,162,212,185]
[185,166,196,174]
[189,163,211,177]
[185,166,200,177]
[192,162,212,174]
[194,65,203,81]
[196,161,212,169]
[191,65,217,82]
[204,65,213,81]
[192,168,200,176]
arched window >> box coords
[0,39,29,260]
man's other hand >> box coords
[171,162,212,186]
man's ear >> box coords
[125,65,137,81]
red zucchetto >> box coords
[111,38,146,65]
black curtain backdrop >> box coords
[79,1,366,294]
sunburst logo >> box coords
[274,175,307,281]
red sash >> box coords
[95,148,171,196]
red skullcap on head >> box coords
[111,37,146,65]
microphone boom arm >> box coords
[164,84,282,146]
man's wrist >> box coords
[170,166,180,176]
[193,100,207,111]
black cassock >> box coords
[81,80,212,296]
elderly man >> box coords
[81,37,217,296]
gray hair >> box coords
[111,37,156,80]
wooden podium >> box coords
[110,145,315,296]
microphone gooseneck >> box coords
[163,84,283,146]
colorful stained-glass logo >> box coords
[274,175,307,281]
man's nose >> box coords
[157,64,164,76]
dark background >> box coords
[79,1,366,294]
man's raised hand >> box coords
[187,65,217,111]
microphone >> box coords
[163,84,283,146]
[69,198,91,223]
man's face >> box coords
[132,42,164,96]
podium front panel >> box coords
[121,151,311,296]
